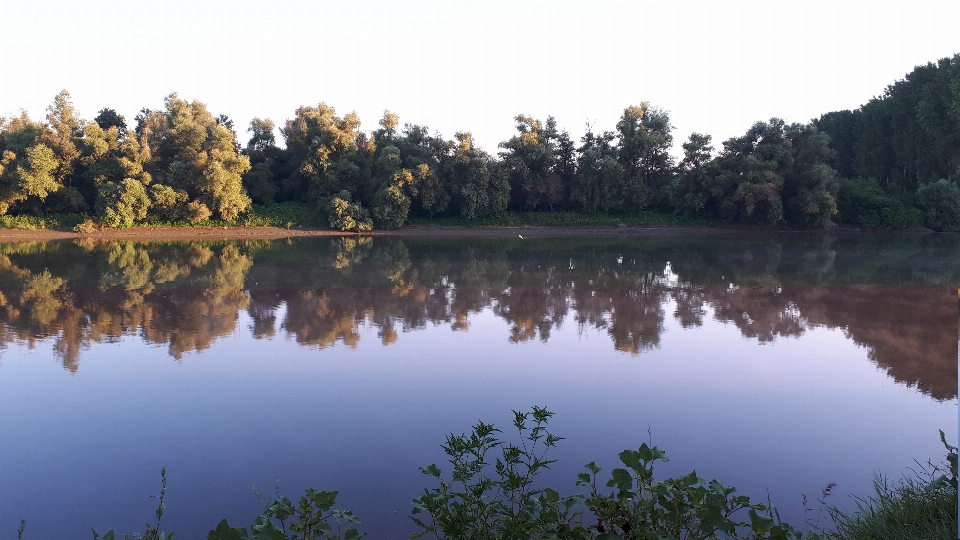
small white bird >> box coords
[518,234,524,239]
[617,255,623,265]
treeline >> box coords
[815,54,960,230]
[1,54,958,231]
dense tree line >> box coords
[815,53,960,230]
[1,55,958,231]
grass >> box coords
[407,210,721,228]
[0,207,725,233]
[808,432,958,540]
[0,213,87,230]
[817,471,958,539]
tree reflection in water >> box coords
[0,234,955,400]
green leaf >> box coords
[606,468,633,490]
[207,519,249,540]
[637,443,668,463]
[420,464,442,478]
[264,497,294,521]
[250,517,287,540]
[307,489,338,512]
[585,461,602,474]
[748,508,774,534]
[343,528,365,540]
[576,472,591,486]
[619,449,642,471]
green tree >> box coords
[16,144,60,200]
[782,123,839,226]
[616,103,674,211]
[245,117,276,154]
[713,119,792,223]
[0,112,52,214]
[668,132,716,216]
[916,179,960,231]
[38,90,84,191]
[372,176,411,229]
[443,132,509,219]
[499,115,561,211]
[96,178,151,227]
[571,129,622,213]
[328,190,373,232]
[134,93,252,220]
[282,103,364,201]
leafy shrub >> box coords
[834,177,922,229]
[579,446,809,539]
[413,406,813,539]
[412,406,586,539]
[185,200,213,224]
[96,178,150,228]
[73,219,97,233]
[916,179,960,232]
[372,184,410,229]
[246,201,326,228]
[149,184,190,221]
[328,191,372,232]
[207,489,363,540]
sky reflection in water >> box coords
[0,234,956,539]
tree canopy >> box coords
[1,55,957,230]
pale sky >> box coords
[2,0,957,158]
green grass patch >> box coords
[247,201,327,229]
[407,211,720,228]
[0,213,87,231]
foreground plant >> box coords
[817,430,958,540]
[411,406,817,540]
[411,406,588,539]
[207,488,363,540]
[579,444,812,539]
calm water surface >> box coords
[0,233,956,538]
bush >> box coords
[328,191,372,232]
[148,184,190,221]
[916,179,960,232]
[96,179,151,228]
[372,184,410,229]
[834,178,922,229]
[185,200,213,224]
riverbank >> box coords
[0,223,777,242]
[0,223,942,243]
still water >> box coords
[0,232,956,538]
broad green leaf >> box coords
[606,468,633,490]
[343,528,365,540]
[421,464,442,478]
[308,489,338,511]
[207,519,249,540]
[619,449,642,471]
[748,508,774,534]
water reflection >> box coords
[0,234,956,400]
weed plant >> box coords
[11,411,956,540]
[813,430,958,540]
